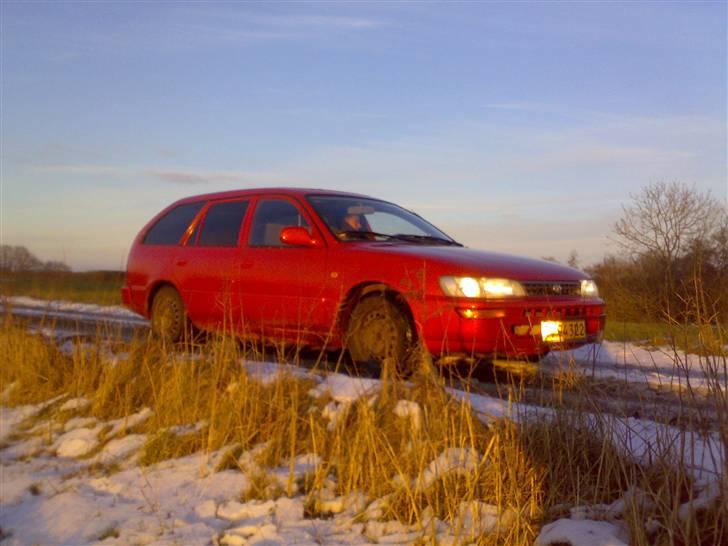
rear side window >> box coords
[249,199,310,247]
[198,200,249,247]
[143,202,204,246]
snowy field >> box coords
[2,364,725,545]
[1,298,726,545]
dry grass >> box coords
[1,314,725,545]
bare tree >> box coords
[612,182,725,319]
[614,181,722,264]
[0,245,41,272]
[0,245,70,272]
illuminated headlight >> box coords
[580,279,599,297]
[440,276,526,299]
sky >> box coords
[1,1,726,271]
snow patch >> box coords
[106,407,153,437]
[63,416,96,432]
[394,399,423,431]
[218,499,276,521]
[309,374,380,403]
[169,420,208,436]
[535,518,629,546]
[454,501,514,537]
[417,448,481,490]
[93,434,146,465]
[54,425,102,458]
[547,341,727,393]
[241,360,315,385]
[4,296,143,320]
[0,395,66,443]
[59,397,90,412]
[322,400,351,430]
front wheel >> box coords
[345,295,414,374]
[150,286,190,343]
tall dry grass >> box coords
[1,312,725,545]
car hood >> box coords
[354,243,587,281]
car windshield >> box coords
[307,195,460,245]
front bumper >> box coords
[420,296,606,359]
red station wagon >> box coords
[122,188,605,367]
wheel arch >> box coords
[338,281,418,342]
[146,280,178,316]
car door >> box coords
[174,198,250,331]
[238,196,329,343]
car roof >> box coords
[174,187,374,205]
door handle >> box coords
[240,261,253,269]
[176,259,188,266]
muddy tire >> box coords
[150,286,189,343]
[346,295,413,372]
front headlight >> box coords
[440,276,526,298]
[580,279,599,297]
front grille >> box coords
[522,281,580,297]
[523,306,587,320]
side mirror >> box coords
[280,226,319,247]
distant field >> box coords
[0,270,124,306]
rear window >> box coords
[143,202,204,246]
[197,200,249,247]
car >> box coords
[121,188,605,368]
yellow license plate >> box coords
[541,320,586,342]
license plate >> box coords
[541,320,586,342]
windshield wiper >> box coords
[338,231,463,246]
[338,230,397,241]
[391,234,463,246]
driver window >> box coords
[249,199,310,247]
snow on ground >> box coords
[546,341,726,393]
[309,374,380,403]
[3,296,141,320]
[535,519,629,546]
[1,295,147,327]
[241,360,314,385]
[2,362,724,545]
[0,395,66,443]
[454,386,724,485]
[416,448,481,490]
[0,401,487,546]
[2,322,726,545]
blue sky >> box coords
[2,1,726,270]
